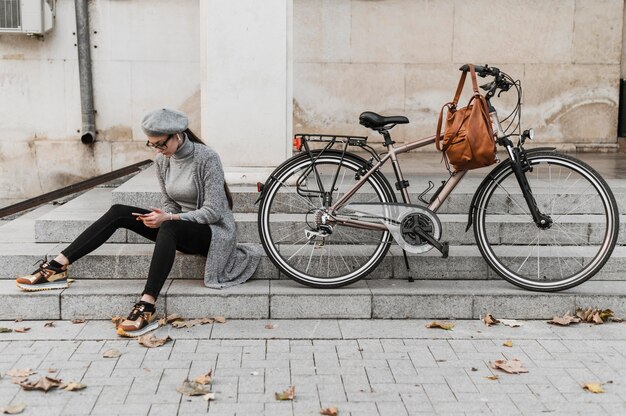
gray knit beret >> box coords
[141,108,189,136]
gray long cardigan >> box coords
[155,142,261,289]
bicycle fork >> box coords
[504,143,553,229]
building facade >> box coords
[0,0,624,200]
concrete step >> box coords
[2,243,625,281]
[35,205,626,246]
[111,165,626,214]
[1,278,625,320]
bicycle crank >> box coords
[346,203,446,254]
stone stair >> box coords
[1,162,625,321]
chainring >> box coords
[397,207,441,253]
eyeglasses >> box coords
[146,134,174,150]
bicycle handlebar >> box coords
[459,64,500,78]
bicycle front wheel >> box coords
[473,151,619,292]
[258,151,395,288]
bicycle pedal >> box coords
[441,242,449,259]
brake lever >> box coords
[480,81,495,92]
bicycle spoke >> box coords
[260,154,392,286]
[475,153,617,291]
[493,181,531,216]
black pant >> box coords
[61,204,212,299]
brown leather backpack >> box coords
[436,64,496,172]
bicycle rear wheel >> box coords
[473,151,619,292]
[258,151,395,288]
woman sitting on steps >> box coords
[15,108,261,337]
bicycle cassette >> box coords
[346,203,442,253]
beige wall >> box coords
[294,0,623,151]
[0,0,200,199]
[0,0,624,200]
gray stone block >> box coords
[60,280,167,319]
[270,280,371,318]
[472,282,577,319]
[0,280,61,319]
[390,246,493,280]
[166,279,269,318]
[0,242,64,279]
[570,280,626,316]
[368,280,473,319]
[35,218,127,243]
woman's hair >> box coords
[183,128,234,210]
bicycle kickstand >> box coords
[403,250,414,283]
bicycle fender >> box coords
[465,147,556,231]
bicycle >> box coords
[256,64,620,292]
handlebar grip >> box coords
[459,64,500,77]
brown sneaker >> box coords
[16,259,69,291]
[116,301,158,337]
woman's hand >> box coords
[140,207,170,228]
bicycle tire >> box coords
[258,151,396,288]
[473,151,619,292]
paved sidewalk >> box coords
[0,319,625,415]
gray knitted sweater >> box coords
[155,142,261,289]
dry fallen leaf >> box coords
[157,314,183,326]
[483,313,500,327]
[575,308,614,324]
[582,383,604,393]
[490,359,528,375]
[62,381,87,392]
[502,340,513,348]
[485,375,499,380]
[170,320,192,329]
[103,349,121,358]
[6,369,35,379]
[171,318,213,329]
[44,321,55,328]
[47,368,57,373]
[137,334,172,348]
[18,376,63,392]
[265,323,277,329]
[0,403,25,414]
[111,316,124,327]
[71,319,86,324]
[193,369,213,385]
[0,328,12,333]
[548,312,581,326]
[203,392,216,401]
[176,380,211,396]
[426,321,455,330]
[14,318,23,323]
[275,385,295,401]
[499,319,523,328]
[320,407,338,416]
[213,316,226,324]
[14,328,30,333]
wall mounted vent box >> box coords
[0,0,55,35]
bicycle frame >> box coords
[325,110,509,232]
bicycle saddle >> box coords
[359,111,409,130]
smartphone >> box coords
[132,212,148,220]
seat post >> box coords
[379,129,395,146]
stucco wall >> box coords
[0,0,623,200]
[294,0,623,150]
[0,0,200,199]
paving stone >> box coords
[210,319,342,339]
